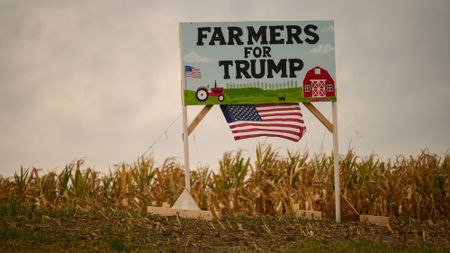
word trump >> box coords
[219,59,303,79]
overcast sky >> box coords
[1,0,449,177]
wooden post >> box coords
[183,105,213,190]
[303,102,333,133]
[182,105,190,192]
[332,101,341,223]
[302,101,341,223]
[150,24,212,218]
[180,23,190,192]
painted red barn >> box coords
[302,66,335,100]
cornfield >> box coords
[0,145,448,221]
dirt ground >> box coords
[0,209,449,252]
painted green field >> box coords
[184,87,336,105]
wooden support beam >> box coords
[359,215,390,227]
[187,105,213,136]
[298,210,323,220]
[293,204,323,220]
[147,206,214,220]
[303,102,333,133]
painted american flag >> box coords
[220,103,306,142]
[184,65,201,78]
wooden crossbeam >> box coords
[187,105,213,136]
[360,215,390,227]
[303,102,333,133]
[147,206,214,220]
[298,210,323,220]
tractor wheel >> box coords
[195,88,209,102]
[218,95,224,102]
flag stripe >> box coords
[258,118,305,123]
[231,127,303,136]
[185,66,201,78]
[220,103,307,142]
[258,112,303,118]
[234,133,301,142]
[229,122,305,130]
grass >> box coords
[286,238,449,253]
[0,209,448,252]
[184,87,336,105]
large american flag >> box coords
[185,65,201,78]
[220,103,306,142]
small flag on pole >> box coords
[185,65,201,78]
[220,103,306,142]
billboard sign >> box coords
[180,21,336,106]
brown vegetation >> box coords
[1,145,449,221]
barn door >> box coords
[311,79,326,98]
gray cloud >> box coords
[0,0,449,176]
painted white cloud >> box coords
[309,44,335,54]
[184,51,211,62]
[321,24,334,33]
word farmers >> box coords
[196,25,319,46]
